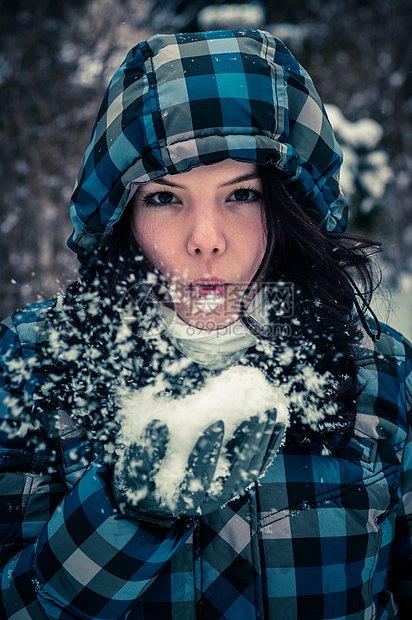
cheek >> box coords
[131,210,158,264]
[245,218,266,265]
[131,210,178,271]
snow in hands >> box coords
[115,364,321,513]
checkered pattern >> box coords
[1,302,412,618]
[68,29,347,273]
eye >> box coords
[143,191,179,206]
[229,188,261,203]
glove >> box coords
[113,411,285,523]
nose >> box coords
[187,205,226,257]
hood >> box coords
[68,29,348,273]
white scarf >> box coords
[160,292,268,370]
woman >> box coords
[0,29,411,619]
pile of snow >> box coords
[372,270,412,341]
[198,3,265,30]
[117,365,289,510]
[269,23,315,53]
[325,103,393,216]
[325,104,384,150]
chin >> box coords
[179,308,239,331]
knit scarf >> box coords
[159,292,268,370]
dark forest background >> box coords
[1,0,411,320]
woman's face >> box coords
[131,159,266,329]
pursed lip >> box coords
[189,277,226,298]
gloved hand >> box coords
[112,412,285,523]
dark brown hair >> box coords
[253,165,381,442]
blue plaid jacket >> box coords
[0,300,411,619]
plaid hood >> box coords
[68,29,348,272]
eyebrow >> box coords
[220,173,260,187]
[145,172,260,190]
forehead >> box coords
[140,160,260,189]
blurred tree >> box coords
[0,0,149,319]
[0,0,91,316]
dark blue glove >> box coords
[113,411,285,521]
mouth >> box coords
[189,277,226,299]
